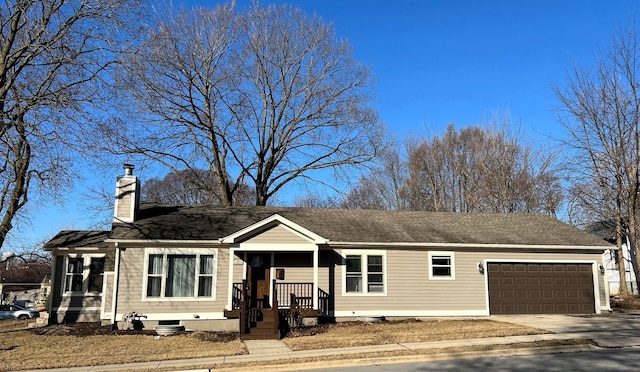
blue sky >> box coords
[7,0,638,252]
[175,0,637,140]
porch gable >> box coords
[221,214,328,245]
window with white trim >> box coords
[343,251,386,295]
[144,249,216,299]
[429,251,455,280]
[65,258,83,292]
[88,257,105,292]
[63,255,106,294]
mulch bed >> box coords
[30,322,237,341]
[285,318,421,338]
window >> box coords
[63,255,106,294]
[343,251,386,295]
[429,251,455,280]
[88,257,105,292]
[346,255,362,292]
[610,250,620,270]
[144,249,216,299]
[65,258,84,292]
[198,255,214,297]
[367,255,384,292]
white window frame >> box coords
[429,251,455,280]
[142,248,218,302]
[62,254,106,296]
[342,250,387,296]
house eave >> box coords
[327,241,614,251]
[105,239,225,245]
[44,246,108,252]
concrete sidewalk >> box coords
[16,314,640,372]
[13,332,620,372]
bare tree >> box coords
[405,123,561,214]
[0,0,139,251]
[293,193,341,208]
[555,26,640,294]
[340,145,408,210]
[142,168,255,205]
[110,2,384,206]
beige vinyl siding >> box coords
[332,248,605,314]
[104,249,116,271]
[56,295,103,309]
[274,252,313,283]
[244,224,310,244]
[116,245,229,317]
[232,252,244,283]
[115,181,135,219]
[102,272,114,317]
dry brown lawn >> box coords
[283,318,548,350]
[0,318,548,371]
[0,320,246,371]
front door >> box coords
[248,253,271,308]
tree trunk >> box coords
[616,219,629,296]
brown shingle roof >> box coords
[105,204,610,247]
[43,230,111,250]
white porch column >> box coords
[226,248,235,310]
[313,247,319,309]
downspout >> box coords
[111,242,122,330]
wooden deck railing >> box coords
[231,281,329,316]
[231,283,243,310]
[276,283,313,307]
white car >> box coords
[0,304,40,320]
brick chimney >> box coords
[113,164,140,223]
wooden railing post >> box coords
[272,279,279,337]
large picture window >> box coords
[343,250,386,295]
[144,249,216,299]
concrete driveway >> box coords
[494,311,640,347]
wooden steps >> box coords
[242,309,279,340]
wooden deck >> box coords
[227,281,330,339]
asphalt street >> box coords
[308,347,640,371]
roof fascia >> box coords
[44,247,109,252]
[105,239,224,245]
[221,214,328,244]
[327,241,615,251]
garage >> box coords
[488,263,595,314]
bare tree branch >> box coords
[108,2,385,206]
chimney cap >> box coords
[123,164,134,176]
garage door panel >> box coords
[488,263,595,314]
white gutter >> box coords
[105,239,224,244]
[327,241,614,251]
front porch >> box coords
[224,279,330,340]
[224,231,333,339]
[224,280,331,339]
[225,281,330,318]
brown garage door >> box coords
[488,263,595,314]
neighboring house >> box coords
[44,165,614,339]
[586,221,639,295]
[0,262,51,306]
